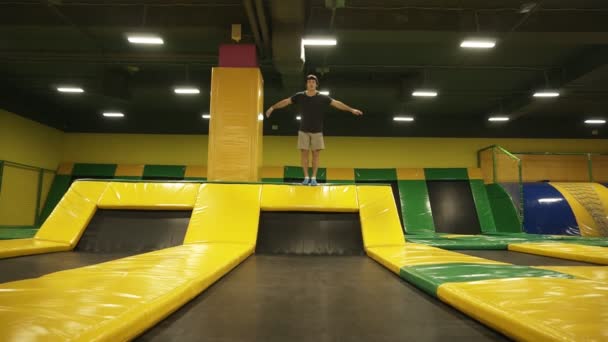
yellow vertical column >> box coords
[207,68,263,181]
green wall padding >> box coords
[38,175,72,225]
[284,166,326,180]
[424,168,468,180]
[470,180,497,233]
[400,263,573,297]
[327,180,356,184]
[0,228,37,240]
[72,163,117,177]
[113,176,142,180]
[486,184,522,233]
[261,178,284,183]
[398,180,435,234]
[184,177,207,181]
[143,165,186,179]
[354,168,397,181]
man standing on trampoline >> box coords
[265,75,363,185]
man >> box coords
[265,75,363,185]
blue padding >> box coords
[522,183,579,235]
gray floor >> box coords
[458,250,594,266]
[138,256,508,342]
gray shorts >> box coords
[298,131,325,150]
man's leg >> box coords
[309,133,324,185]
[312,150,320,179]
[301,149,310,178]
[297,131,311,184]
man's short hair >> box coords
[306,74,319,85]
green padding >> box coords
[398,180,435,234]
[470,180,497,233]
[72,163,117,177]
[143,165,186,179]
[400,263,574,297]
[184,177,207,181]
[38,175,72,225]
[406,237,509,250]
[354,168,397,181]
[283,166,326,180]
[424,168,468,180]
[260,178,283,184]
[0,228,37,240]
[327,180,355,184]
[113,176,142,180]
[486,184,522,233]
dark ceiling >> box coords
[1,0,608,138]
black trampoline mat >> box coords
[256,212,364,255]
[0,210,191,283]
[427,180,482,235]
[137,256,507,342]
[459,250,595,266]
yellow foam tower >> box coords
[207,67,263,181]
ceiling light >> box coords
[460,40,496,49]
[296,115,301,121]
[127,35,164,45]
[301,38,337,46]
[393,116,414,122]
[412,90,438,97]
[202,114,210,119]
[488,116,510,122]
[585,119,606,125]
[319,90,330,96]
[57,87,84,93]
[103,112,124,118]
[533,91,560,97]
[174,87,200,95]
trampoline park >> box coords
[1,1,608,341]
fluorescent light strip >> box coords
[412,90,438,97]
[393,116,414,122]
[460,40,496,49]
[538,198,563,203]
[202,114,210,119]
[103,112,124,118]
[319,90,330,96]
[533,91,560,97]
[585,119,606,124]
[296,115,301,120]
[57,87,84,93]
[488,117,510,122]
[127,36,164,45]
[302,38,337,46]
[174,87,200,94]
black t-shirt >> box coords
[291,91,333,133]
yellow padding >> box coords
[115,164,144,177]
[184,184,261,244]
[535,266,608,282]
[550,182,605,237]
[397,168,425,180]
[438,278,608,341]
[467,168,483,180]
[261,184,358,212]
[367,243,505,274]
[326,168,355,181]
[261,166,283,178]
[185,165,207,178]
[98,182,199,209]
[0,243,253,342]
[357,186,405,248]
[56,162,74,175]
[34,182,102,247]
[509,242,608,265]
[0,239,70,259]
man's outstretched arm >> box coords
[330,100,363,116]
[265,98,293,117]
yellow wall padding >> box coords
[35,181,106,247]
[519,154,590,182]
[56,162,74,175]
[396,168,425,180]
[0,239,70,259]
[207,67,263,182]
[0,243,253,341]
[39,171,55,214]
[260,184,359,212]
[438,277,608,341]
[535,266,608,282]
[184,184,262,245]
[550,182,608,237]
[115,164,144,177]
[326,168,355,181]
[0,165,38,225]
[466,168,483,180]
[261,166,283,179]
[97,182,199,210]
[592,155,608,182]
[184,165,207,178]
[509,242,608,265]
[366,244,505,274]
[357,185,406,248]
